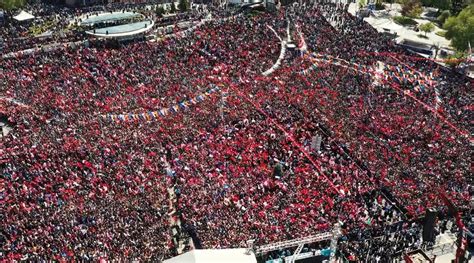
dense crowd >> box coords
[0,2,104,53]
[1,1,472,262]
[0,1,210,54]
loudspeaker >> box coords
[422,209,437,242]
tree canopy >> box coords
[437,10,451,25]
[0,0,26,10]
[170,2,176,13]
[419,22,435,35]
[444,4,474,51]
[400,0,423,18]
[178,0,189,12]
[155,5,165,17]
[421,0,451,10]
[451,0,473,14]
[434,0,452,10]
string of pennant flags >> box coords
[297,49,474,140]
[100,49,441,124]
[381,63,435,92]
[358,51,474,64]
[100,86,221,123]
[298,49,445,110]
[299,51,438,93]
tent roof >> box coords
[14,11,35,21]
[163,248,257,263]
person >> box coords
[0,1,471,261]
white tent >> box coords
[163,248,257,263]
[13,11,35,21]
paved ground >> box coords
[348,3,474,77]
[349,3,452,52]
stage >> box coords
[85,20,154,38]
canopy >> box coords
[163,248,257,263]
[14,11,35,21]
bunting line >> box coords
[298,50,471,141]
[299,51,438,93]
[100,86,221,123]
[357,51,474,64]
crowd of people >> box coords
[0,0,211,54]
[0,1,103,54]
[1,1,472,262]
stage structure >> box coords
[85,20,154,38]
[163,248,258,263]
[253,224,340,263]
[253,232,333,255]
[162,226,339,263]
[76,11,155,39]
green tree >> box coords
[421,0,432,6]
[359,0,367,8]
[178,0,189,12]
[374,0,385,9]
[444,4,474,51]
[451,0,472,14]
[400,0,423,17]
[421,0,451,10]
[394,15,418,26]
[0,0,25,10]
[155,5,165,17]
[432,0,451,10]
[437,10,451,25]
[170,2,176,13]
[419,22,435,36]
